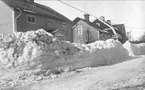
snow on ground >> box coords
[12,55,145,90]
[0,29,145,89]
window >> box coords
[47,19,55,26]
[77,25,83,35]
[62,22,67,28]
[96,23,100,26]
[26,15,36,24]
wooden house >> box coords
[93,16,127,43]
[113,24,128,43]
[0,0,73,41]
[73,14,108,44]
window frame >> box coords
[26,15,36,24]
[96,23,100,26]
[62,22,68,28]
[77,25,83,35]
[47,19,55,26]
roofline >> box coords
[13,7,73,23]
[1,0,72,23]
[34,2,72,23]
[73,18,109,33]
[1,0,14,10]
[93,18,117,35]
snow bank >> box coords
[123,41,145,56]
[72,39,129,69]
[0,29,80,70]
[0,29,129,72]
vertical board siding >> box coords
[73,20,99,44]
[15,10,73,42]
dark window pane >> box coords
[27,16,36,24]
[28,17,31,22]
[32,18,35,22]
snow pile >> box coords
[0,29,129,72]
[0,29,80,70]
[123,41,145,56]
[75,39,122,52]
[72,39,129,68]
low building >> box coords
[0,0,73,41]
[93,16,127,43]
[113,24,128,43]
[73,14,108,44]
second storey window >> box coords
[26,15,36,24]
[47,19,55,26]
[62,22,67,28]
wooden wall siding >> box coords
[15,10,61,32]
[99,32,112,40]
[59,22,73,42]
[0,2,13,37]
[73,25,84,43]
[84,29,96,44]
[14,10,73,42]
[73,20,99,44]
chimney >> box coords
[107,20,111,25]
[100,16,105,21]
[84,14,90,22]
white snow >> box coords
[123,41,145,56]
[0,29,129,72]
[1,29,145,89]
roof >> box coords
[113,24,125,31]
[113,24,126,35]
[1,0,72,23]
[93,18,125,35]
[73,17,109,33]
[93,19,110,30]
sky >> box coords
[35,0,145,35]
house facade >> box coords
[93,16,115,40]
[113,24,128,43]
[73,14,103,44]
[0,0,73,42]
[93,16,127,43]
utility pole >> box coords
[84,2,87,14]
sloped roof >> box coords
[93,19,110,30]
[1,0,72,23]
[113,24,125,32]
[113,24,127,36]
[73,17,109,33]
[93,18,125,35]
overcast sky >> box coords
[36,0,145,34]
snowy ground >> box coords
[2,55,145,90]
[0,29,145,90]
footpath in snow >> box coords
[18,55,145,90]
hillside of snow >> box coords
[0,29,145,90]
